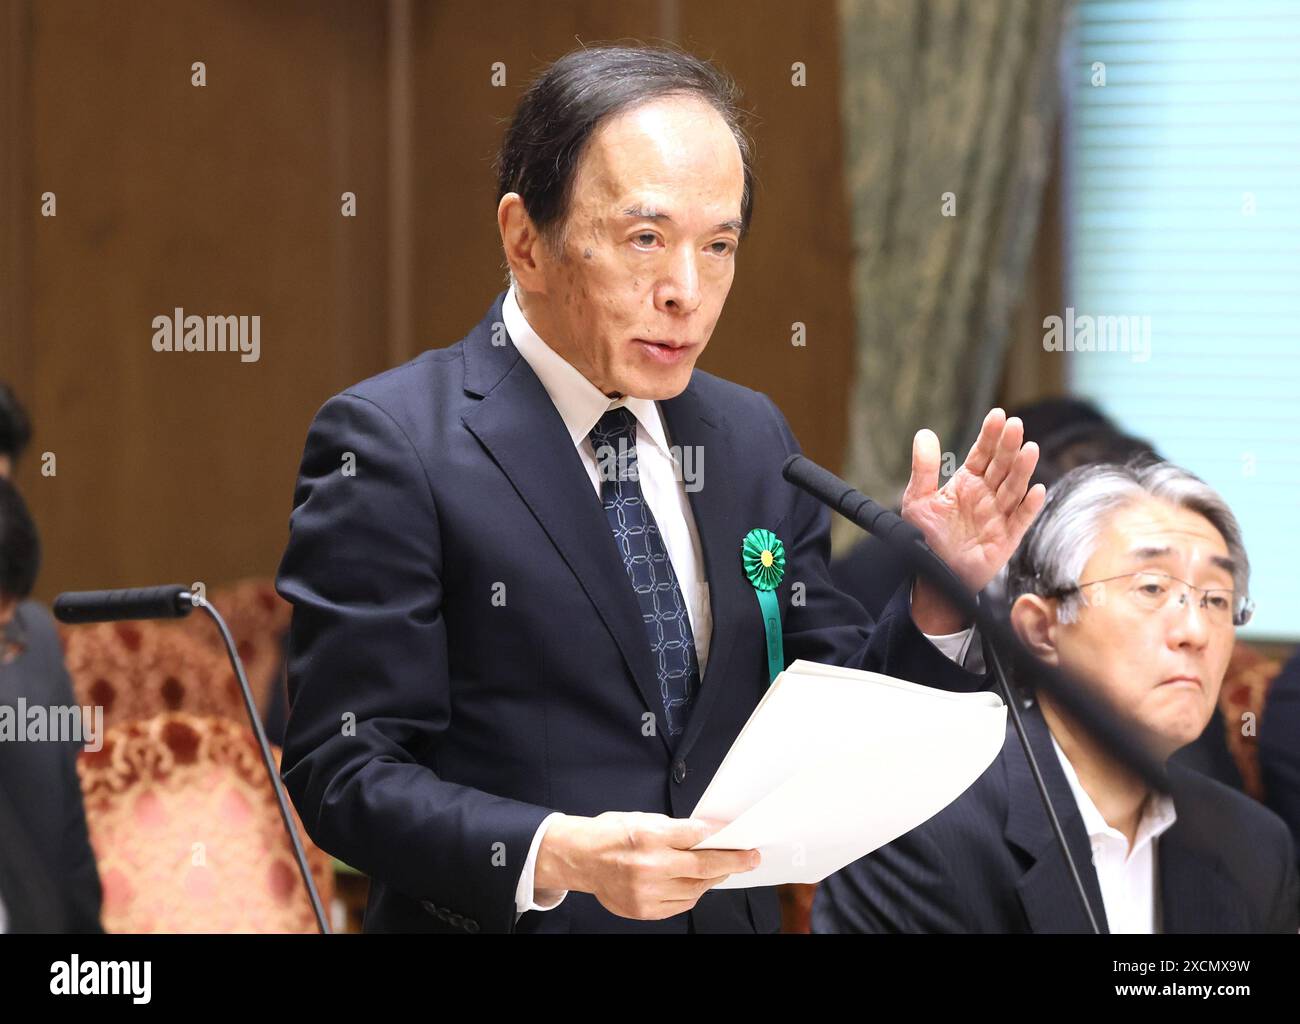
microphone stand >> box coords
[977,599,1101,935]
[189,590,332,935]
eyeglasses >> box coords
[1046,571,1254,628]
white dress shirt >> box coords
[1051,735,1178,934]
[500,283,976,918]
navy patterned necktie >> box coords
[589,406,700,741]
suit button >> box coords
[673,759,687,784]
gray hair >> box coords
[1007,460,1250,623]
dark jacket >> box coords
[0,600,103,933]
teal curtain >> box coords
[834,0,1070,552]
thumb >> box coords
[904,428,942,505]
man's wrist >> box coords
[910,577,973,635]
[534,813,585,892]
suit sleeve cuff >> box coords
[514,812,570,915]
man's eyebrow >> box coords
[1209,555,1237,578]
[621,204,743,234]
[1129,545,1237,580]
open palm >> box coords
[900,408,1046,595]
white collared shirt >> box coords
[1051,735,1178,934]
[500,283,975,918]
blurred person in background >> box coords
[1260,652,1300,875]
[0,384,102,933]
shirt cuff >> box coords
[910,580,984,672]
[514,811,570,916]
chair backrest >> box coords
[61,620,245,732]
[78,712,334,933]
[1219,642,1283,800]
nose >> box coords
[1166,589,1210,650]
[655,244,701,316]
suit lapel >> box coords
[1005,705,1110,933]
[658,383,754,761]
[460,294,670,755]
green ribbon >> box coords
[742,528,786,684]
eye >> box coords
[710,240,735,256]
[1207,593,1232,611]
[633,232,659,248]
[1138,581,1167,597]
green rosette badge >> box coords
[742,527,786,684]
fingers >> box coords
[903,428,942,505]
[995,440,1039,515]
[1009,482,1047,540]
[665,845,761,880]
[961,408,1006,477]
[982,416,1024,491]
[661,874,733,902]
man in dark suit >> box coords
[0,477,103,933]
[276,45,1045,934]
[814,461,1299,933]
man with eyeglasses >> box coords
[813,459,1299,933]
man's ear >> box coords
[1010,593,1060,665]
[0,593,17,630]
[497,193,547,293]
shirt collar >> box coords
[1051,733,1178,857]
[502,283,671,457]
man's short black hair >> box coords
[0,477,39,602]
[0,382,32,464]
[495,44,756,257]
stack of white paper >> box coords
[691,659,1006,888]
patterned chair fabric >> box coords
[61,620,245,732]
[78,712,333,933]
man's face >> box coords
[513,95,745,400]
[1049,496,1237,756]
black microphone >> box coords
[53,584,331,935]
[782,455,974,617]
[52,585,194,624]
[783,453,1169,935]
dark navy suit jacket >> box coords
[0,601,103,933]
[812,702,1300,933]
[276,291,986,933]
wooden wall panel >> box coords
[8,0,391,600]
